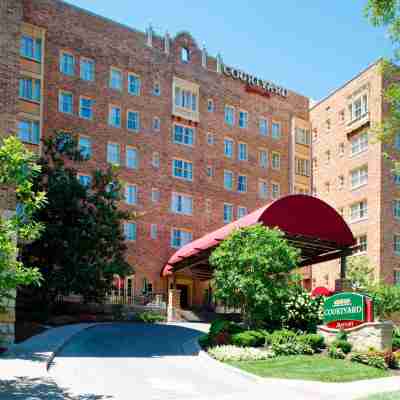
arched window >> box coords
[181,47,190,63]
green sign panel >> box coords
[323,292,365,324]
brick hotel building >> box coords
[0,0,312,307]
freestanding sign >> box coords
[323,292,367,330]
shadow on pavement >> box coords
[0,376,113,399]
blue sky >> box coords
[64,0,391,101]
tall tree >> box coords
[0,136,45,310]
[22,133,133,305]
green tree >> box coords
[209,225,300,328]
[0,136,46,310]
[347,255,375,290]
[22,133,133,305]
[366,282,400,319]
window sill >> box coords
[350,150,368,159]
[20,97,41,105]
[21,55,41,64]
[349,217,368,224]
[350,183,368,191]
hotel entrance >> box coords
[176,284,189,309]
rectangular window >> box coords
[272,122,281,139]
[107,143,120,165]
[351,166,368,189]
[207,166,213,177]
[18,120,39,144]
[171,193,193,215]
[350,200,368,222]
[238,143,248,161]
[207,99,214,112]
[150,224,158,239]
[78,174,92,188]
[295,158,311,177]
[19,78,40,102]
[175,87,197,111]
[171,228,192,249]
[59,91,73,114]
[153,82,161,96]
[152,152,160,168]
[110,68,123,90]
[151,189,160,203]
[394,199,400,219]
[60,52,75,76]
[173,124,195,146]
[126,147,138,169]
[239,111,248,128]
[80,58,95,81]
[224,106,235,126]
[349,94,368,122]
[395,235,400,254]
[351,132,368,156]
[237,175,247,193]
[153,117,161,131]
[295,128,311,145]
[20,35,42,62]
[259,150,268,168]
[125,185,137,205]
[272,152,281,170]
[124,222,137,241]
[207,133,214,145]
[355,235,367,253]
[224,170,233,191]
[259,118,268,136]
[223,203,233,224]
[172,159,193,181]
[109,106,121,128]
[224,138,234,158]
[272,183,280,199]
[127,111,140,132]
[237,206,247,218]
[128,74,141,96]
[79,136,92,159]
[259,180,268,199]
[79,97,93,120]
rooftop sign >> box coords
[223,65,288,98]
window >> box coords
[207,99,214,112]
[238,143,248,161]
[78,174,92,188]
[128,74,141,96]
[350,200,368,222]
[349,94,368,122]
[272,122,281,139]
[126,147,138,169]
[18,120,39,144]
[152,152,160,168]
[295,158,310,177]
[239,111,248,128]
[60,52,74,76]
[394,200,400,219]
[125,185,137,205]
[395,235,400,254]
[127,111,140,132]
[172,159,193,181]
[171,193,193,215]
[207,133,214,145]
[19,78,40,102]
[224,170,233,191]
[259,118,268,136]
[272,183,280,199]
[351,166,368,189]
[224,106,235,126]
[171,228,192,248]
[150,224,158,239]
[272,152,281,170]
[207,166,213,177]
[259,181,268,199]
[223,203,233,224]
[173,124,194,146]
[351,132,368,156]
[110,68,123,91]
[339,142,345,156]
[153,117,161,131]
[237,207,247,218]
[295,128,311,145]
[175,87,197,111]
[20,35,42,61]
[79,136,92,159]
[153,82,161,96]
[181,47,190,63]
[107,143,120,165]
[395,271,400,285]
[109,106,121,128]
[151,188,160,203]
[80,58,95,81]
[79,97,93,119]
[355,235,367,253]
[237,175,247,193]
[59,91,73,114]
[259,150,268,168]
[124,222,137,241]
[224,138,234,158]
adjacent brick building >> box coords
[6,0,312,307]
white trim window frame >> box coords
[351,132,368,156]
[224,170,234,191]
[110,67,123,91]
[79,97,93,120]
[109,105,121,128]
[60,51,75,76]
[238,142,248,161]
[126,147,139,169]
[350,200,368,222]
[173,123,195,146]
[128,73,141,96]
[172,158,193,181]
[224,138,234,158]
[272,152,281,170]
[107,142,121,166]
[20,35,42,62]
[59,91,73,114]
[350,165,368,190]
[80,57,95,81]
[19,77,41,102]
[124,222,137,241]
[171,192,193,215]
[223,203,233,224]
[79,136,92,159]
[224,105,235,126]
[239,110,248,129]
[272,121,281,139]
[18,119,40,145]
[125,184,138,205]
[127,110,140,132]
[171,228,193,249]
[237,174,247,193]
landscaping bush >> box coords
[271,341,314,356]
[198,334,212,349]
[350,352,388,370]
[393,327,400,351]
[328,346,346,359]
[231,330,266,348]
[136,311,165,323]
[208,319,244,346]
[331,339,352,354]
[208,345,274,362]
[297,334,325,352]
[269,329,298,346]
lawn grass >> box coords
[359,392,400,400]
[228,355,392,382]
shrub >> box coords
[208,345,274,362]
[231,330,266,347]
[271,341,314,356]
[269,329,297,346]
[331,339,352,354]
[137,311,165,323]
[328,346,346,359]
[350,352,388,369]
[297,334,325,352]
[198,334,212,349]
[393,337,400,351]
[208,319,244,346]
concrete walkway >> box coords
[0,322,398,400]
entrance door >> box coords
[176,284,189,309]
